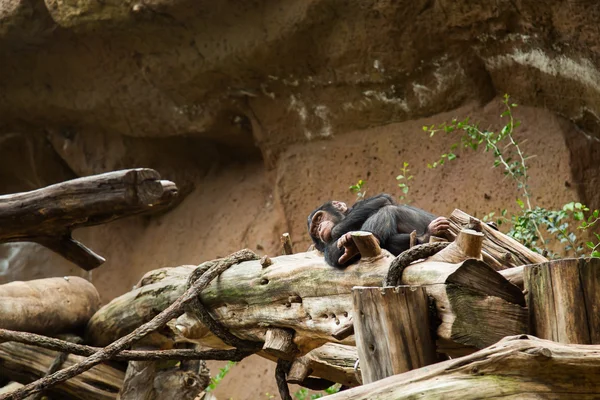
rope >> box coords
[385,242,450,286]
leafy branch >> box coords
[424,94,599,258]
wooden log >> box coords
[0,168,178,270]
[351,231,382,258]
[262,328,299,360]
[88,247,527,380]
[402,258,527,355]
[427,228,484,263]
[524,258,600,344]
[118,345,206,400]
[326,335,600,400]
[448,209,548,270]
[0,276,100,334]
[352,286,436,384]
[0,342,123,400]
[281,233,293,255]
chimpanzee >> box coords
[307,193,450,268]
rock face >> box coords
[1,0,599,398]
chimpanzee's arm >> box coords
[330,194,395,240]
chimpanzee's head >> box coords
[307,201,348,251]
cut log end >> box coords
[287,357,312,384]
[262,328,299,360]
[351,231,382,258]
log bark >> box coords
[0,168,178,270]
[352,286,436,384]
[524,258,600,344]
[351,231,381,258]
[86,245,526,384]
[326,335,600,400]
[281,233,293,255]
[262,328,299,360]
[402,258,527,355]
[448,209,548,270]
[0,277,100,334]
[118,345,207,400]
[0,342,123,400]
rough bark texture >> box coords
[448,209,548,270]
[352,286,436,384]
[327,335,600,400]
[524,258,600,344]
[0,342,123,400]
[0,168,178,270]
[0,276,100,334]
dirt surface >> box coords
[1,0,600,398]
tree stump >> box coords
[524,258,600,344]
[352,286,436,384]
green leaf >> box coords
[516,198,525,209]
[587,241,595,249]
[592,251,600,258]
[447,153,457,161]
[402,186,409,194]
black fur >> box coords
[307,194,437,268]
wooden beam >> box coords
[352,286,436,384]
[0,168,178,270]
[326,335,600,399]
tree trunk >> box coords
[0,277,100,334]
[0,342,123,400]
[326,335,600,400]
[524,258,600,344]
[0,168,178,270]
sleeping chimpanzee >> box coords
[307,193,451,268]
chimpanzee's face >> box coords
[307,202,346,248]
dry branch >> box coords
[0,168,178,270]
[327,335,600,399]
[0,277,100,334]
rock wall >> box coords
[1,0,600,398]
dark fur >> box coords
[307,194,436,268]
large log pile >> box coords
[6,173,600,400]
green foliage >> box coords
[349,179,367,200]
[424,94,600,258]
[396,162,413,202]
[293,384,341,399]
[206,361,236,392]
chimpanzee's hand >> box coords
[337,232,359,264]
[427,216,451,239]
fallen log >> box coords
[326,335,600,399]
[0,276,100,334]
[0,168,178,270]
[448,209,548,269]
[0,342,123,400]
